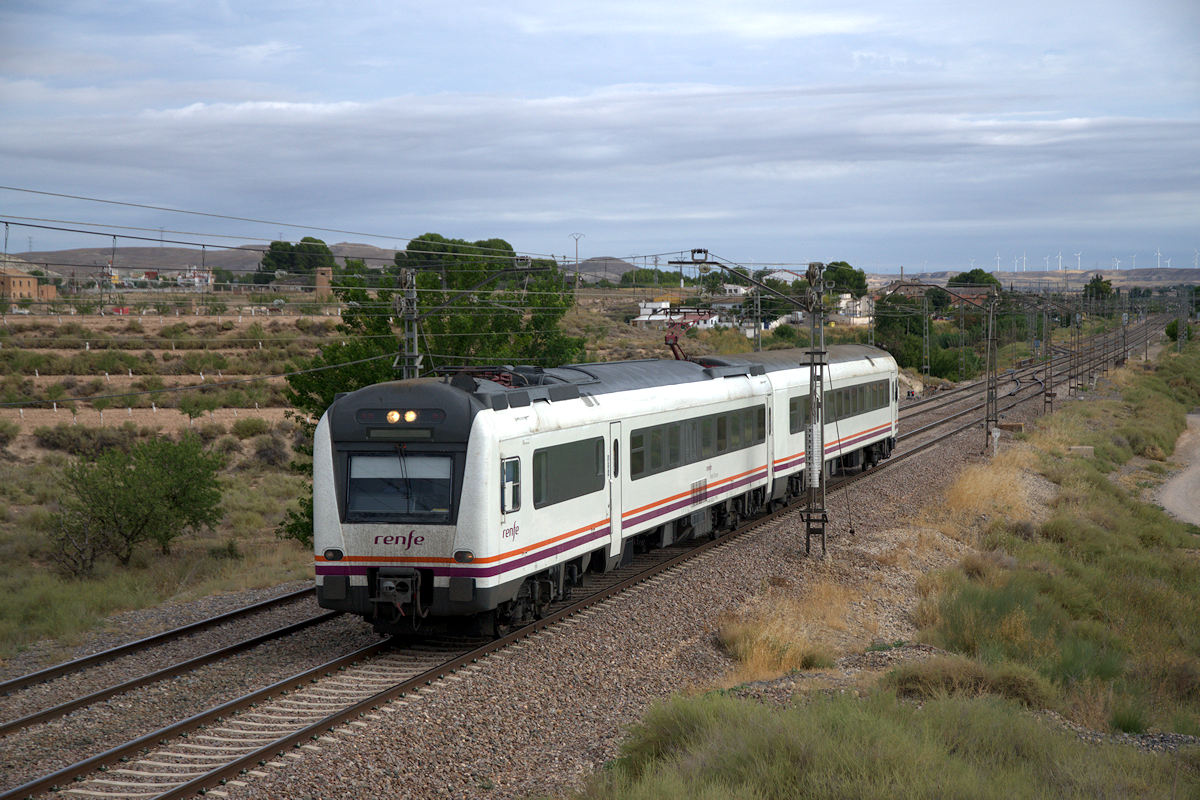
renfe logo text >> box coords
[375,531,424,549]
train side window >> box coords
[667,424,681,468]
[612,439,620,478]
[630,432,645,478]
[501,457,520,513]
[701,418,716,458]
[532,437,606,508]
[729,411,743,449]
[649,428,664,472]
[756,406,766,442]
[717,416,728,453]
[684,420,701,463]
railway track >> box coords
[1,318,1164,800]
[0,587,316,696]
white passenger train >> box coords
[313,346,898,635]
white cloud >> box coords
[507,2,881,39]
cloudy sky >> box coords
[1,0,1198,272]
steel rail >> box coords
[0,587,316,695]
[0,639,394,800]
[0,611,341,737]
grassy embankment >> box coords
[573,338,1200,798]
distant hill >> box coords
[573,256,638,282]
[16,243,399,278]
[866,268,1200,292]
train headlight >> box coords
[403,409,418,423]
[323,548,344,561]
[386,410,401,424]
[453,550,475,563]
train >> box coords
[313,345,899,636]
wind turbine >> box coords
[995,252,1001,270]
[1044,255,1050,270]
[1156,248,1162,268]
[1113,256,1120,270]
[1165,256,1172,268]
[1131,253,1136,269]
[1194,249,1199,268]
[1022,252,1027,272]
[1057,251,1062,271]
[1074,251,1082,269]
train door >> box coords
[608,421,622,559]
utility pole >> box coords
[1069,302,1082,397]
[921,295,930,378]
[984,300,999,452]
[1042,306,1054,415]
[958,300,966,381]
[394,270,421,379]
[753,289,762,352]
[803,262,830,557]
[1180,287,1189,353]
[569,233,585,291]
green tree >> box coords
[398,234,583,369]
[178,392,219,424]
[256,237,335,283]
[823,261,868,298]
[56,435,224,567]
[926,286,953,314]
[947,269,1001,290]
[1083,273,1114,300]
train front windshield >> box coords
[346,453,453,523]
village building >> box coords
[1,265,57,307]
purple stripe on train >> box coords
[317,526,611,580]
[622,468,767,530]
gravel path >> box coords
[1158,413,1200,527]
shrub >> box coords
[213,435,243,455]
[884,655,1054,708]
[33,423,142,456]
[250,433,289,466]
[0,418,18,449]
[197,422,226,442]
[231,417,271,439]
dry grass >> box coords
[716,579,857,685]
[943,449,1033,524]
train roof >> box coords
[452,344,894,411]
[328,345,896,420]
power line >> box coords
[0,188,556,259]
